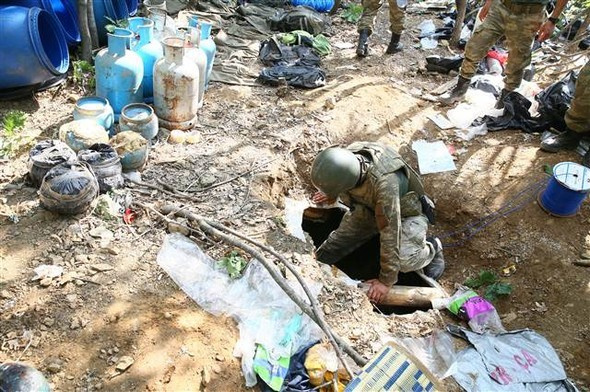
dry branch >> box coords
[359,284,445,307]
[78,0,92,62]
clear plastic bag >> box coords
[156,233,323,387]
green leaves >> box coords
[72,60,96,91]
[218,251,248,279]
[341,4,363,23]
[1,110,26,158]
[464,270,512,302]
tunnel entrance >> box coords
[302,207,432,315]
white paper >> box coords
[412,140,456,174]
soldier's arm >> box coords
[538,0,569,41]
[374,174,402,287]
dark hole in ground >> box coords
[301,207,431,315]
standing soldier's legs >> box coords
[440,0,506,105]
[384,0,405,53]
[356,0,383,57]
[541,62,590,164]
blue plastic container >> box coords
[188,16,216,89]
[291,0,333,12]
[0,6,69,90]
[2,0,80,45]
[93,0,130,45]
[95,28,144,121]
[539,162,590,217]
[128,17,164,103]
[73,96,115,135]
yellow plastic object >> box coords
[304,343,350,391]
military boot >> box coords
[495,88,509,109]
[385,33,403,54]
[540,130,583,153]
[439,75,470,106]
[424,237,445,280]
[356,29,371,58]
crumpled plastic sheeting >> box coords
[481,91,545,133]
[259,39,322,67]
[259,65,326,88]
[157,233,323,387]
[535,70,578,133]
[446,327,578,391]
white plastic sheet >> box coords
[157,233,323,387]
[412,140,456,174]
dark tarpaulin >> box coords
[535,70,577,133]
[258,65,326,88]
[480,91,544,132]
[269,6,330,35]
[259,38,322,67]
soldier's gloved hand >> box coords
[365,279,389,303]
[537,20,556,42]
[312,191,336,205]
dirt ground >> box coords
[1,4,589,392]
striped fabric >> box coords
[345,343,442,392]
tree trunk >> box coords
[78,0,92,62]
[87,0,99,49]
[450,0,467,48]
[359,284,446,307]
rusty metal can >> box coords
[119,103,159,140]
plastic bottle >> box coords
[153,37,200,130]
[95,28,144,121]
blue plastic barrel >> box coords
[125,0,138,15]
[2,0,80,45]
[539,162,590,217]
[93,0,130,45]
[291,0,333,12]
[0,6,69,90]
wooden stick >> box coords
[359,284,446,308]
[160,204,367,369]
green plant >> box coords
[341,4,363,23]
[72,60,96,91]
[464,270,512,302]
[218,251,248,279]
[105,16,129,33]
[0,110,26,157]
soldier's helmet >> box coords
[311,147,360,198]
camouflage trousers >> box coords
[316,206,435,277]
[460,0,544,91]
[358,0,405,35]
[566,62,590,133]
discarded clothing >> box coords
[259,38,322,67]
[447,326,577,391]
[269,6,330,35]
[425,55,463,74]
[259,342,318,392]
[259,65,326,88]
[481,91,542,132]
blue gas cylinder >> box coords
[188,16,216,89]
[128,17,164,103]
[0,6,69,90]
[95,28,144,121]
[93,0,130,45]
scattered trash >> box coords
[345,342,443,391]
[420,37,438,50]
[259,65,326,89]
[425,55,463,74]
[109,131,149,172]
[427,113,454,130]
[28,140,76,187]
[418,19,436,37]
[0,362,51,392]
[446,326,574,390]
[304,342,349,389]
[454,123,488,141]
[480,91,540,133]
[535,71,578,133]
[284,198,309,241]
[39,161,100,215]
[447,88,498,130]
[115,356,134,372]
[59,119,110,152]
[157,233,322,387]
[78,143,124,193]
[411,140,456,174]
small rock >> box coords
[39,278,53,287]
[580,250,590,260]
[45,357,64,374]
[67,94,80,103]
[164,312,173,320]
[42,317,55,327]
[501,312,517,324]
[115,356,134,372]
[323,97,336,110]
[70,318,81,330]
[101,246,120,255]
[95,382,103,390]
[91,263,114,272]
[167,222,190,236]
[169,129,186,144]
[89,226,114,241]
[201,367,211,387]
[211,364,222,374]
[200,174,217,187]
[215,354,225,362]
[323,304,332,315]
[1,290,12,299]
[75,255,89,264]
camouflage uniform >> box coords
[459,0,545,91]
[315,142,435,287]
[565,62,590,134]
[358,0,405,35]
